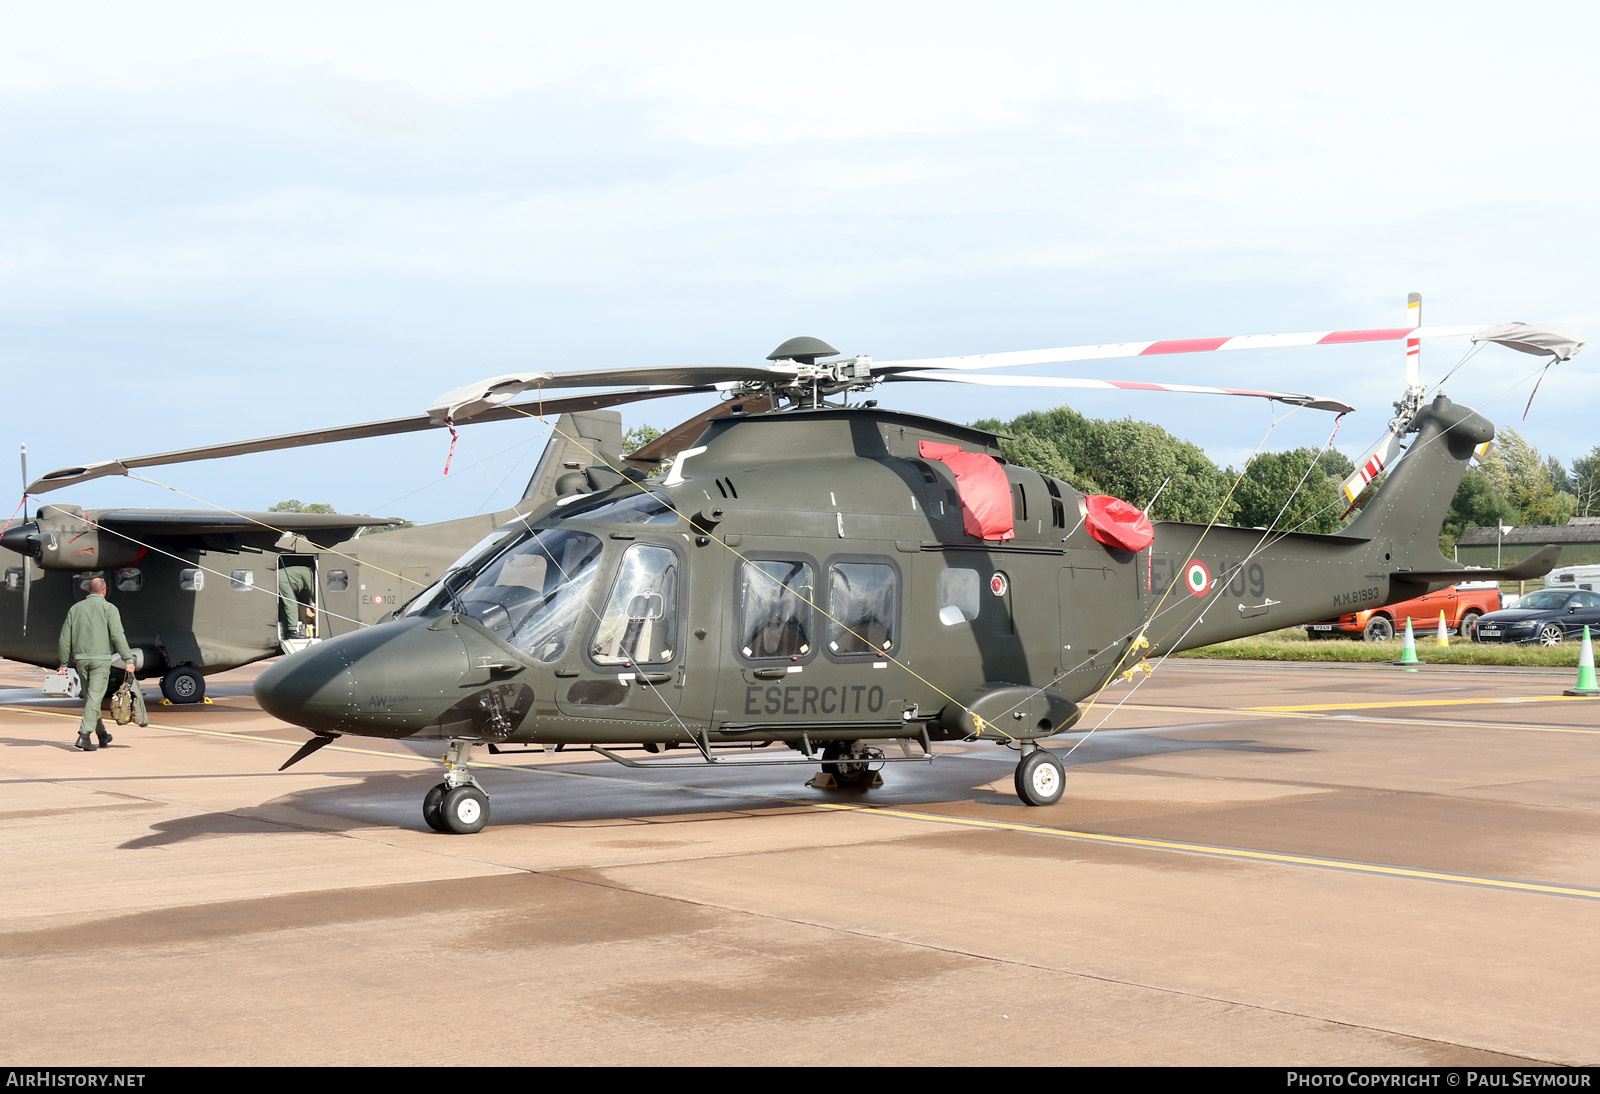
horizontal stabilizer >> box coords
[1392,544,1561,585]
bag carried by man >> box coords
[110,669,148,727]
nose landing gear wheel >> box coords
[422,782,450,833]
[822,742,876,786]
[1015,748,1064,806]
[440,785,489,834]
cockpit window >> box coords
[408,527,604,663]
[561,491,678,525]
[592,544,679,665]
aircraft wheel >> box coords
[1539,624,1566,647]
[1362,616,1394,642]
[160,666,205,704]
[822,742,871,786]
[440,785,490,834]
[1014,749,1064,807]
[422,782,450,833]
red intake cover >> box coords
[1085,495,1154,552]
[918,440,1016,542]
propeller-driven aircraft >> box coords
[1,410,637,702]
[29,304,1583,831]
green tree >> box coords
[269,499,336,514]
[623,424,662,454]
[1480,429,1575,526]
[977,407,1237,523]
[1230,447,1345,533]
[1573,447,1600,518]
[1438,467,1517,554]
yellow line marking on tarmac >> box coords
[1113,701,1600,736]
[12,706,1600,902]
[1247,695,1591,713]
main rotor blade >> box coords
[623,394,775,467]
[29,386,715,494]
[871,325,1487,375]
[887,371,1354,413]
[430,365,795,423]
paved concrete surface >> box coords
[3,656,1597,1066]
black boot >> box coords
[96,728,113,748]
[75,732,97,752]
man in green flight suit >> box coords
[58,576,134,752]
[278,564,316,638]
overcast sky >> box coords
[4,1,1595,523]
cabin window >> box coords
[3,568,20,592]
[325,569,349,592]
[739,559,814,659]
[116,568,142,593]
[75,571,105,593]
[827,562,897,655]
[230,569,254,592]
[938,568,981,624]
[179,569,204,592]
[592,544,679,666]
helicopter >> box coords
[2,403,669,703]
[34,307,1583,832]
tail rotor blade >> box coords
[1341,433,1405,507]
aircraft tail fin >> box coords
[1345,394,1495,571]
[518,411,625,505]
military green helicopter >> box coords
[3,400,672,702]
[35,311,1582,832]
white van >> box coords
[1544,565,1600,592]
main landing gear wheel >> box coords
[822,742,874,786]
[1014,748,1064,807]
[440,785,489,834]
[422,782,450,833]
[160,666,205,704]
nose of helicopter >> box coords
[255,617,475,737]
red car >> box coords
[1305,582,1502,642]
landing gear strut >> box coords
[1014,746,1064,806]
[423,739,490,834]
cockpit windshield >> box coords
[403,527,604,662]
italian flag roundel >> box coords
[1184,561,1210,598]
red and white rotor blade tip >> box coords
[1340,433,1405,506]
[874,325,1482,375]
[892,371,1353,413]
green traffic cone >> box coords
[1399,618,1420,671]
[1564,625,1600,697]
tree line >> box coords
[972,407,1594,553]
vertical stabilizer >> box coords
[518,411,625,505]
